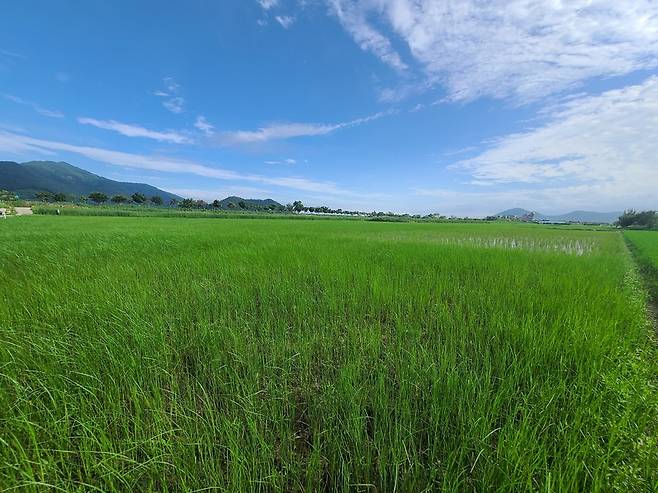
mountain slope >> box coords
[495,207,621,223]
[495,208,541,218]
[0,161,181,201]
[547,210,622,224]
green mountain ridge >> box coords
[0,160,285,210]
[0,160,182,202]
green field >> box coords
[1,217,657,491]
[625,230,658,299]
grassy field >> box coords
[1,216,657,491]
[625,230,658,300]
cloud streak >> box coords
[3,93,64,118]
[78,117,191,144]
[0,130,355,195]
[330,0,658,102]
[275,15,295,29]
[216,111,390,145]
[194,116,214,136]
[329,0,408,73]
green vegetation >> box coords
[616,210,658,230]
[1,217,657,491]
[88,191,108,204]
[625,230,658,300]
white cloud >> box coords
[78,117,191,144]
[258,0,279,10]
[162,97,185,114]
[2,93,64,118]
[442,76,658,213]
[264,158,297,165]
[328,0,408,73]
[217,111,390,145]
[194,115,215,136]
[330,0,658,102]
[0,130,355,196]
[155,77,185,113]
[275,15,296,28]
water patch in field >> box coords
[436,236,596,255]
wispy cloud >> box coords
[194,115,215,136]
[162,98,184,114]
[217,111,390,145]
[264,158,297,165]
[257,0,279,10]
[154,77,185,113]
[275,15,295,29]
[2,93,64,118]
[439,76,658,212]
[0,48,25,59]
[0,130,356,195]
[328,0,408,73]
[77,117,192,144]
[329,0,658,102]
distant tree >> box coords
[292,200,304,213]
[0,190,18,202]
[150,195,163,206]
[131,192,146,204]
[52,192,67,202]
[111,195,128,204]
[616,210,657,229]
[35,191,53,202]
[238,200,247,209]
[179,198,197,209]
[88,192,108,204]
[227,202,236,209]
[169,198,178,207]
[285,203,293,212]
[212,199,221,208]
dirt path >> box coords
[14,207,33,216]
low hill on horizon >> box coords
[0,160,181,202]
[496,208,622,224]
[216,195,282,209]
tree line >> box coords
[35,191,164,206]
[30,192,444,219]
[615,210,657,229]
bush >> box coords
[616,210,657,229]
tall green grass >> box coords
[1,217,656,491]
[625,230,658,300]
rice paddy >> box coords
[625,230,658,300]
[1,216,657,492]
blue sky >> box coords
[1,1,658,215]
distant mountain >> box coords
[0,160,181,202]
[217,196,281,209]
[496,208,538,218]
[547,210,622,223]
[495,207,621,224]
